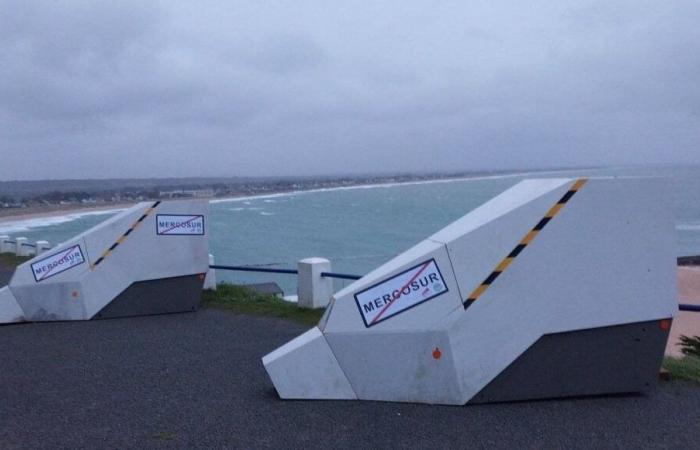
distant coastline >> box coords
[0,170,553,226]
[1,167,603,221]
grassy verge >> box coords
[662,356,700,384]
[202,283,324,326]
[0,253,31,269]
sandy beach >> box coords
[667,266,700,357]
[0,203,134,223]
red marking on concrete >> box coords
[161,216,200,234]
[369,261,431,325]
[432,347,442,360]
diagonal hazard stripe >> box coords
[463,178,587,310]
[90,201,161,270]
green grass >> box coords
[202,283,325,326]
[662,356,700,384]
[0,252,31,268]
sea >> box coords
[2,165,699,295]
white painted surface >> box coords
[325,240,463,333]
[35,240,51,255]
[264,177,677,405]
[15,237,28,256]
[203,254,216,290]
[263,327,356,400]
[297,257,333,309]
[3,200,209,323]
[0,235,10,253]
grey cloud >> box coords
[0,0,698,180]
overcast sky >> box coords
[0,0,698,180]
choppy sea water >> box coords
[2,166,699,294]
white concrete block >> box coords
[264,177,678,405]
[0,235,10,253]
[263,327,356,399]
[3,200,209,323]
[35,241,51,255]
[203,254,216,290]
[326,329,462,404]
[15,237,28,256]
[297,257,333,309]
[324,240,463,334]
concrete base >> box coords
[94,275,204,319]
[469,319,671,403]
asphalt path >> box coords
[0,261,13,287]
[1,308,699,449]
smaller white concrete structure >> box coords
[297,257,333,309]
[203,254,217,290]
[0,236,10,253]
[36,241,51,255]
[15,237,28,257]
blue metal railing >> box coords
[321,272,362,280]
[209,264,362,280]
[209,264,700,312]
[680,304,700,312]
[210,264,298,275]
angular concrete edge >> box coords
[0,286,25,324]
[262,327,357,400]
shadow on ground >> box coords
[1,309,699,449]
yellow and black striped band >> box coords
[90,201,161,269]
[463,179,587,310]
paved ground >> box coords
[1,309,699,449]
[0,262,13,286]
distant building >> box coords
[159,189,214,199]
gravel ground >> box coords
[1,308,699,449]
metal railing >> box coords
[321,272,362,280]
[210,264,298,275]
[209,264,363,280]
[680,304,700,312]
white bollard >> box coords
[0,235,10,253]
[36,241,51,255]
[15,237,28,256]
[297,257,333,309]
[203,254,217,290]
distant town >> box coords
[0,171,521,217]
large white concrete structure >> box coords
[263,177,677,404]
[0,200,209,324]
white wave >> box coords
[260,211,275,216]
[229,207,245,211]
[263,199,276,203]
[209,173,536,205]
[677,223,700,232]
[0,208,124,234]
